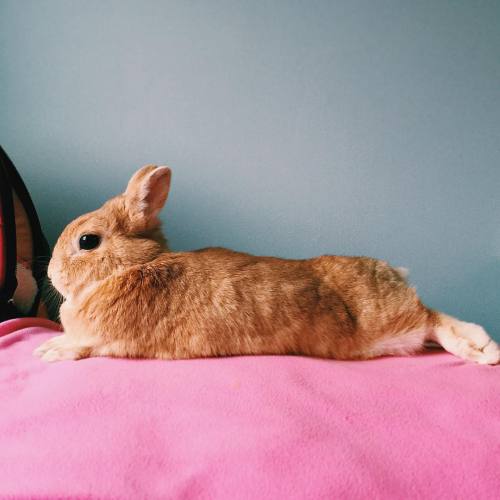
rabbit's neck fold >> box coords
[65,280,102,305]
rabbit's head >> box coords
[48,165,171,299]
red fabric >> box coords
[0,201,5,289]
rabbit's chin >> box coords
[13,263,38,314]
[49,276,97,303]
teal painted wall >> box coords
[1,1,499,337]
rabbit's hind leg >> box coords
[430,313,499,365]
[358,327,428,360]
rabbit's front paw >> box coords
[33,335,90,363]
[33,335,64,357]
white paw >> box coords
[455,322,491,347]
[455,323,500,365]
[40,346,82,363]
[33,335,66,357]
[33,335,87,363]
[476,340,500,365]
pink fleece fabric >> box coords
[0,318,499,499]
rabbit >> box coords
[34,165,500,365]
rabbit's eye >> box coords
[79,234,101,251]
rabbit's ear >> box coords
[125,165,171,227]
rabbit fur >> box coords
[34,166,500,365]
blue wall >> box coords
[1,1,499,338]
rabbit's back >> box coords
[69,248,430,360]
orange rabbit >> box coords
[34,165,499,365]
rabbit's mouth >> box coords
[46,262,57,288]
[46,263,68,299]
[47,276,67,299]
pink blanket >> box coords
[1,318,499,499]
